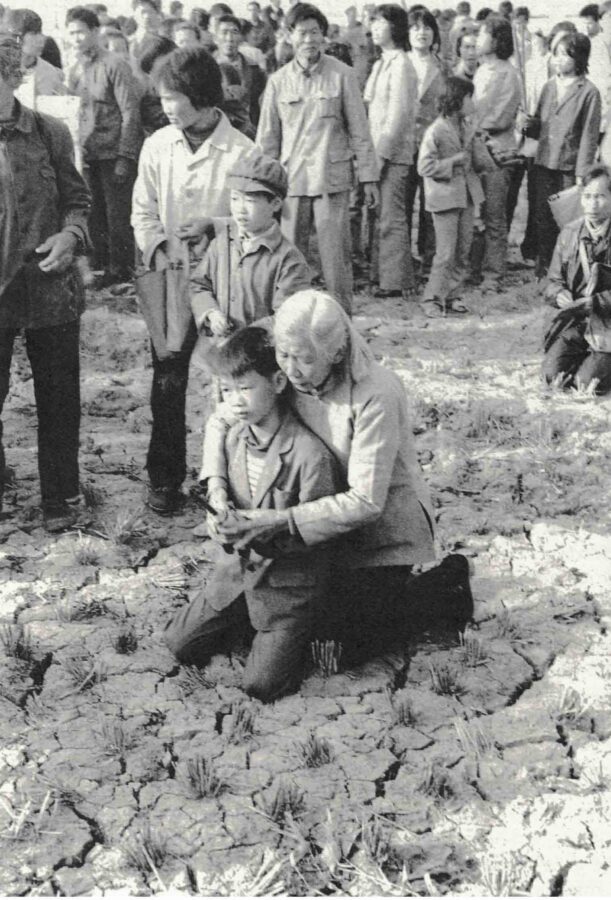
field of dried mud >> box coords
[1,264,611,897]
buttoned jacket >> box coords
[529,77,601,178]
[256,54,379,196]
[418,115,485,212]
[473,57,521,151]
[406,53,446,147]
[364,49,418,165]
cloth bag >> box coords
[548,185,583,229]
[135,262,193,360]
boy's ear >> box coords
[270,196,283,213]
[272,369,288,394]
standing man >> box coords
[0,31,91,531]
[246,1,276,53]
[579,4,611,138]
[2,9,64,108]
[257,2,379,313]
[215,14,266,127]
[66,6,142,287]
[131,47,253,514]
[454,27,478,80]
[340,5,373,90]
[129,0,163,67]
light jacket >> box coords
[0,102,90,327]
[418,115,485,213]
[527,77,601,178]
[364,48,418,165]
[131,111,254,267]
[256,54,379,196]
[407,52,446,147]
[204,409,340,631]
[190,219,310,332]
[473,57,521,151]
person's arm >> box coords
[475,63,521,134]
[190,242,220,328]
[341,65,380,185]
[131,138,166,267]
[375,57,415,161]
[110,57,143,163]
[255,76,282,159]
[417,125,458,181]
[576,87,602,180]
[545,227,575,308]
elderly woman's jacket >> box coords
[527,77,601,178]
[202,359,436,570]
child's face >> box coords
[220,370,286,426]
[553,43,576,76]
[461,93,474,117]
[581,176,611,226]
[231,190,281,235]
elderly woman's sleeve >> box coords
[290,385,401,546]
[131,138,167,268]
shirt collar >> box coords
[236,221,283,254]
[381,47,402,61]
[583,217,611,243]
[10,100,33,134]
[171,109,232,150]
[293,53,324,78]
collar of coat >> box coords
[170,110,236,152]
[231,219,283,255]
[7,99,33,133]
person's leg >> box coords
[534,167,575,279]
[378,162,414,293]
[574,351,611,395]
[82,161,109,271]
[100,158,137,281]
[505,158,525,231]
[26,320,81,507]
[520,159,538,262]
[146,334,196,501]
[282,195,313,263]
[164,589,251,666]
[480,166,510,278]
[313,191,353,315]
[0,329,17,510]
[405,156,419,253]
[244,613,312,702]
[542,321,589,386]
[423,209,460,302]
[447,203,474,299]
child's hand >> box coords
[452,151,468,168]
[207,310,233,336]
[556,290,576,309]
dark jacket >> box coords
[0,102,91,328]
[204,409,339,631]
[527,77,601,178]
[67,48,143,161]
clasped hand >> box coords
[207,507,286,553]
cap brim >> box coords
[227,173,284,198]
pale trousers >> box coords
[480,167,510,277]
[282,190,353,314]
[370,162,415,292]
[424,205,474,301]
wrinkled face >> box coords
[290,17,325,66]
[230,190,280,235]
[134,2,161,33]
[0,39,24,89]
[174,26,199,48]
[66,20,98,53]
[552,42,576,76]
[274,334,335,393]
[219,370,286,426]
[476,24,493,56]
[217,22,241,57]
[581,175,611,225]
[371,16,393,48]
[409,20,434,51]
[459,33,477,63]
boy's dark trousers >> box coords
[146,328,197,491]
[164,587,312,702]
[83,159,136,280]
[0,321,80,507]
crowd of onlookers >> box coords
[3,0,611,695]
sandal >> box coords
[420,297,444,317]
[445,297,469,314]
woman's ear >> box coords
[331,346,346,365]
[273,369,288,393]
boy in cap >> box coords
[164,325,339,701]
[190,151,311,341]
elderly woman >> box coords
[203,291,472,663]
[543,164,611,395]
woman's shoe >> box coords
[373,288,402,298]
[445,297,469,314]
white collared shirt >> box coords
[132,110,254,266]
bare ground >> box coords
[1,266,611,896]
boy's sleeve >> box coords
[190,239,220,330]
[417,126,454,181]
[200,404,236,484]
[272,246,312,310]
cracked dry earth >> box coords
[1,273,611,897]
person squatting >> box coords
[1,0,611,698]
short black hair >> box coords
[286,3,329,36]
[169,0,183,14]
[325,40,353,64]
[217,13,243,31]
[583,163,611,190]
[208,326,280,379]
[190,8,210,29]
[438,74,474,115]
[480,13,513,59]
[3,8,43,34]
[154,47,224,108]
[554,31,591,75]
[407,7,440,51]
[372,4,409,50]
[66,6,100,29]
[140,34,176,73]
[475,6,493,21]
[514,5,529,19]
[456,1,471,15]
[132,0,161,11]
[209,3,234,18]
[580,4,600,20]
[174,19,201,38]
[548,20,577,45]
[498,0,513,17]
[456,25,477,55]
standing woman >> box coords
[406,7,445,280]
[473,14,521,286]
[523,32,601,278]
[364,4,418,299]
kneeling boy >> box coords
[164,327,339,701]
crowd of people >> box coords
[2,0,611,697]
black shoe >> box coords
[373,288,402,299]
[406,554,474,632]
[146,485,184,515]
[43,496,85,533]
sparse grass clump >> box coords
[458,628,488,667]
[297,732,334,768]
[99,719,132,757]
[179,665,215,694]
[494,608,521,640]
[227,700,257,743]
[123,821,168,877]
[1,623,33,662]
[555,686,592,729]
[258,778,305,826]
[105,509,146,545]
[55,595,108,622]
[81,481,105,510]
[112,624,138,654]
[418,761,455,801]
[74,535,102,567]
[60,650,107,693]
[429,661,464,696]
[311,639,342,677]
[454,717,495,759]
[181,754,225,798]
[360,815,400,871]
[386,688,418,726]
